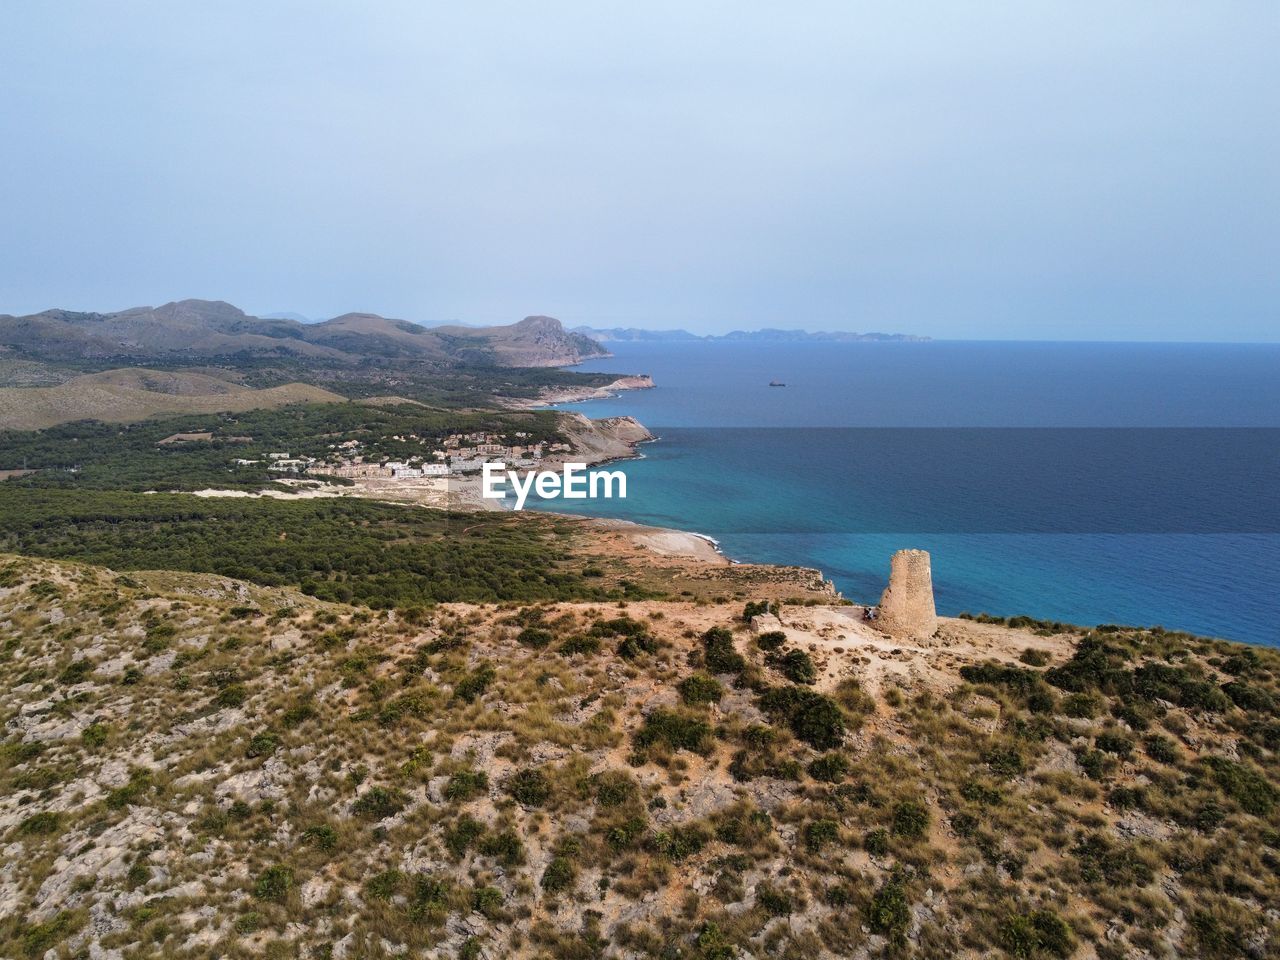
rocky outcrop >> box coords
[875,549,938,638]
[555,413,653,465]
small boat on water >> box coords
[768,380,786,387]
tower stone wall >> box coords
[876,549,938,638]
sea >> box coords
[529,340,1280,647]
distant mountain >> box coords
[570,326,703,342]
[0,300,608,368]
[573,325,928,343]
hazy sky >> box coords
[2,2,1276,339]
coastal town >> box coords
[228,431,574,481]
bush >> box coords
[779,649,818,685]
[558,635,600,656]
[591,770,637,807]
[891,799,929,839]
[17,811,61,836]
[444,815,485,857]
[803,819,840,852]
[867,879,910,941]
[516,627,554,649]
[808,752,849,782]
[82,722,109,748]
[1202,756,1277,815]
[756,884,794,916]
[541,856,576,893]
[1019,648,1051,667]
[246,732,279,758]
[365,869,402,900]
[757,686,845,749]
[864,828,890,857]
[634,709,713,754]
[678,673,724,706]
[1144,734,1178,764]
[983,745,1026,778]
[999,909,1074,958]
[444,769,489,802]
[756,630,786,651]
[253,865,294,902]
[478,830,525,865]
[506,767,551,807]
[703,627,746,675]
[649,824,711,861]
[1095,732,1134,757]
[454,663,495,703]
[302,825,338,852]
[353,786,406,820]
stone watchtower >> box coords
[875,549,938,638]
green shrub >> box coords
[634,709,713,754]
[19,911,81,958]
[756,630,786,652]
[808,752,849,782]
[703,627,746,675]
[803,819,840,852]
[472,885,504,918]
[649,824,711,861]
[17,811,61,836]
[558,635,600,656]
[1143,734,1178,764]
[478,830,525,865]
[694,922,737,960]
[516,627,554,649]
[454,663,495,703]
[1095,732,1134,757]
[445,769,489,802]
[253,865,294,902]
[779,649,818,685]
[1019,648,1051,667]
[999,909,1074,958]
[215,684,248,708]
[592,770,637,807]
[246,731,279,758]
[302,824,338,852]
[756,883,794,916]
[82,722,109,748]
[891,799,929,839]
[1202,756,1277,815]
[353,786,407,820]
[757,685,845,749]
[983,745,1026,778]
[864,828,890,857]
[541,856,576,893]
[365,869,402,900]
[678,673,725,706]
[444,815,485,858]
[506,767,551,806]
[867,879,910,942]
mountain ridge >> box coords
[0,299,608,368]
[572,325,929,343]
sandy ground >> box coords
[752,603,1073,700]
[584,517,726,563]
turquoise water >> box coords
[532,341,1280,646]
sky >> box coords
[1,2,1276,340]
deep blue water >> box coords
[532,341,1280,646]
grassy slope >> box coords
[0,370,343,430]
[1,556,1277,959]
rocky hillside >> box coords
[0,301,607,369]
[1,556,1277,959]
